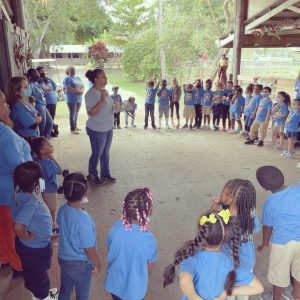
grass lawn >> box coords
[105,69,146,101]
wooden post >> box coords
[232,0,247,85]
[10,0,25,30]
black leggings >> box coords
[213,115,221,126]
[46,104,56,122]
[221,105,230,128]
[170,102,180,119]
[114,112,120,126]
[194,104,202,126]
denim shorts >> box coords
[230,112,241,121]
[286,131,298,138]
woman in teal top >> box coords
[63,66,84,134]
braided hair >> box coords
[163,210,241,296]
[121,188,153,232]
[222,179,256,242]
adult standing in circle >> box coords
[295,71,300,99]
[37,66,59,137]
[6,76,41,139]
[63,66,84,135]
[27,68,53,139]
[0,91,32,277]
[85,69,116,184]
[169,78,181,128]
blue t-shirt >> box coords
[184,90,195,105]
[194,87,204,105]
[30,81,46,109]
[201,90,213,107]
[247,94,262,116]
[262,183,300,244]
[145,87,158,104]
[229,95,245,114]
[213,90,224,105]
[255,98,272,122]
[104,220,158,300]
[157,88,171,105]
[10,101,39,138]
[170,86,181,102]
[243,96,253,117]
[36,159,62,193]
[295,79,300,98]
[11,192,52,248]
[57,203,97,261]
[285,108,300,132]
[179,250,255,300]
[111,94,123,103]
[223,89,233,105]
[271,102,289,126]
[39,79,57,105]
[63,76,84,103]
[0,123,32,206]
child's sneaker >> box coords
[189,125,193,129]
[131,124,136,128]
[152,125,157,130]
[281,151,293,158]
[296,162,300,168]
[125,125,128,128]
[258,291,273,300]
[117,126,121,129]
[182,124,188,129]
[228,129,235,134]
[201,125,206,129]
[257,140,264,147]
[245,139,255,145]
[144,125,147,129]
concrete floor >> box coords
[1,102,299,300]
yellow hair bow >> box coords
[218,209,231,224]
[199,213,217,225]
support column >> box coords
[10,0,25,30]
[232,0,247,85]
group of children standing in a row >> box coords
[143,78,300,158]
[11,145,300,300]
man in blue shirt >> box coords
[144,79,159,129]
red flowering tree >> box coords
[88,40,114,68]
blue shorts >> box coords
[286,131,298,138]
[230,112,242,121]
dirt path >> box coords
[1,72,300,299]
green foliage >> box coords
[122,28,161,81]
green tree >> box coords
[24,0,110,58]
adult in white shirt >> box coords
[85,69,117,184]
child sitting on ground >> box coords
[123,97,137,128]
[163,210,264,300]
[281,98,300,158]
[245,86,273,147]
[271,91,290,150]
[104,188,158,300]
[182,84,196,129]
[30,137,62,235]
[12,161,58,300]
[256,166,300,300]
[57,172,101,300]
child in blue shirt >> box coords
[157,79,171,129]
[57,172,101,300]
[163,210,263,300]
[229,87,245,134]
[144,79,159,129]
[124,97,137,128]
[182,84,196,129]
[201,79,213,129]
[193,79,204,129]
[256,166,300,300]
[111,86,123,129]
[212,179,260,300]
[212,82,224,131]
[222,80,234,131]
[12,161,58,300]
[104,188,158,300]
[30,137,62,235]
[281,98,300,158]
[245,86,273,147]
[241,84,254,137]
[271,91,290,150]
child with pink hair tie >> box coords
[104,188,158,300]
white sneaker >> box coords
[281,152,293,158]
[166,125,170,129]
[125,125,128,128]
[131,124,136,128]
[258,291,273,300]
[296,162,300,169]
[201,125,206,129]
[32,289,59,300]
[239,130,245,135]
[228,129,235,134]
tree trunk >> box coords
[157,0,167,79]
[33,18,50,58]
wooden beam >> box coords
[233,0,247,85]
[288,5,300,14]
[245,0,300,32]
